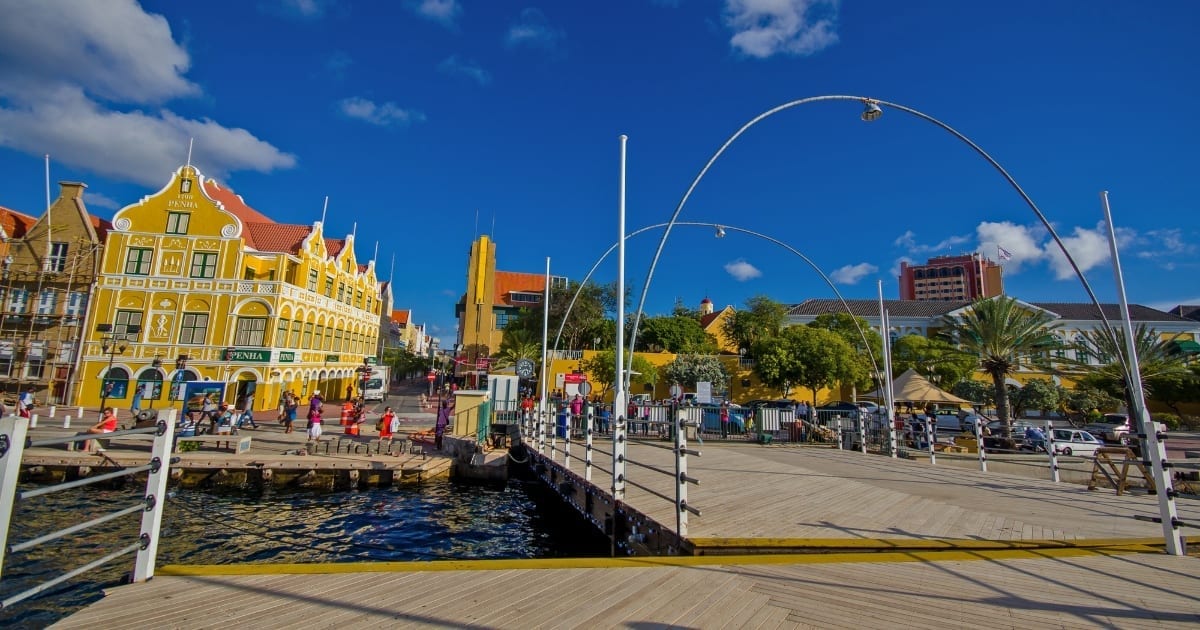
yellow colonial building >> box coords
[76,165,382,411]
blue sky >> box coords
[1,1,1198,344]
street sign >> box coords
[427,372,436,382]
[365,356,377,365]
[669,384,683,399]
[579,381,593,396]
[325,354,339,362]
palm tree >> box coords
[492,329,541,369]
[1063,323,1191,417]
[937,296,1061,431]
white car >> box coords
[1050,429,1105,457]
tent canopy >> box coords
[863,368,972,404]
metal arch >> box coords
[551,221,883,385]
[625,94,1126,391]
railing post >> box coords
[926,418,937,465]
[888,413,899,458]
[613,412,626,501]
[584,404,593,482]
[564,409,573,471]
[675,408,688,538]
[0,415,31,580]
[975,417,988,472]
[549,403,559,463]
[859,413,867,454]
[1046,420,1060,483]
[132,414,175,582]
[537,402,546,456]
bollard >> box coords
[30,414,39,428]
[49,405,56,417]
[63,415,72,429]
[77,406,83,418]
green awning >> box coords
[1173,340,1200,354]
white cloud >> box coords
[974,221,1044,272]
[724,259,762,281]
[407,0,462,26]
[0,87,296,187]
[83,191,121,211]
[830,262,877,285]
[723,0,839,59]
[0,1,295,187]
[894,230,971,255]
[276,0,334,18]
[438,56,492,85]
[506,8,566,51]
[1044,222,1112,280]
[338,97,426,127]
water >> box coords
[0,479,609,628]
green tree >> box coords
[1060,385,1120,425]
[721,295,786,357]
[892,334,978,387]
[937,296,1061,430]
[753,326,863,405]
[493,328,542,369]
[951,379,994,409]
[637,315,718,354]
[580,350,659,396]
[505,281,619,351]
[1147,365,1200,416]
[808,312,883,390]
[1064,324,1192,420]
[1010,378,1060,419]
[662,354,729,393]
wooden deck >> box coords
[565,438,1200,544]
[53,550,1200,628]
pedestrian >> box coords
[307,391,324,440]
[84,407,119,452]
[570,394,583,435]
[18,386,35,419]
[130,386,144,416]
[720,400,730,434]
[379,406,398,439]
[435,400,451,450]
[283,392,298,434]
[598,405,611,434]
[241,391,259,429]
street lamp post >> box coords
[147,355,162,410]
[223,346,235,405]
[96,323,139,418]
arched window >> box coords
[914,270,925,279]
[136,367,164,401]
[953,266,964,276]
[102,367,131,400]
[939,267,950,277]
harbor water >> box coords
[0,478,610,628]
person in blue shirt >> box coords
[598,406,612,434]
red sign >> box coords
[427,372,436,382]
[564,373,587,384]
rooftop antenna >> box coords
[373,240,379,264]
[351,221,357,241]
[320,195,328,227]
[185,137,194,169]
[474,208,479,240]
[490,210,495,239]
[389,251,396,282]
[44,153,52,251]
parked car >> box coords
[1084,413,1132,444]
[700,403,747,433]
[854,401,881,415]
[743,399,800,410]
[1050,429,1105,457]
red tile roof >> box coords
[201,178,274,225]
[325,238,345,257]
[493,271,546,306]
[244,222,312,254]
[700,311,721,329]
[90,215,113,242]
[358,264,369,273]
[0,206,35,239]
[392,309,410,324]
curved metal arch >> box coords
[552,221,882,385]
[627,95,1123,390]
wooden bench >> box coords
[176,435,252,454]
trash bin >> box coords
[841,428,854,450]
[757,432,773,445]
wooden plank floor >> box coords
[550,439,1200,541]
[53,552,1200,629]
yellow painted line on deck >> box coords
[686,536,1168,551]
[158,543,1166,577]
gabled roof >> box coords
[1166,305,1200,322]
[325,238,345,257]
[392,309,410,325]
[244,222,311,253]
[358,264,369,273]
[494,270,546,306]
[0,206,35,239]
[200,179,274,225]
[89,215,113,242]
[788,298,1191,323]
[1031,302,1192,323]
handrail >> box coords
[0,410,177,610]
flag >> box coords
[997,246,1013,262]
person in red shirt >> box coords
[378,406,397,439]
[85,407,118,452]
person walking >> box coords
[307,391,325,440]
[240,391,259,429]
[18,386,35,419]
[435,400,451,450]
[283,392,298,434]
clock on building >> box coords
[515,358,535,380]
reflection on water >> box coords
[1,480,608,628]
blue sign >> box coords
[183,381,226,412]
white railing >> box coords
[0,412,176,610]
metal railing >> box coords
[522,402,702,538]
[0,411,177,610]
